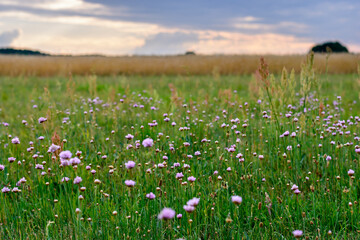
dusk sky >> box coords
[0,0,359,55]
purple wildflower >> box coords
[146,192,156,200]
[158,208,175,220]
[74,176,82,184]
[125,161,136,169]
[142,138,154,147]
[125,180,136,187]
[59,150,72,160]
[292,230,303,238]
[231,196,243,205]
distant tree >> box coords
[310,41,349,53]
[0,48,48,56]
[185,51,196,55]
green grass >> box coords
[0,72,359,239]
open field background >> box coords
[0,54,359,76]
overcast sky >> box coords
[0,0,359,55]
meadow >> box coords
[0,55,360,239]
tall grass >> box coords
[0,54,358,76]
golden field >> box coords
[0,53,358,76]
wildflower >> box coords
[35,164,44,170]
[183,205,195,213]
[59,150,72,160]
[8,157,16,163]
[125,180,136,187]
[61,177,70,182]
[231,196,242,205]
[146,192,156,200]
[158,208,175,220]
[94,179,101,184]
[177,214,183,219]
[70,157,81,165]
[61,160,70,166]
[125,161,136,169]
[176,172,184,179]
[0,165,4,171]
[188,176,196,182]
[292,230,303,238]
[74,176,82,184]
[348,169,355,176]
[187,198,200,206]
[142,138,154,147]
[38,117,47,123]
[11,137,20,144]
[2,187,11,193]
[48,144,60,153]
[125,134,134,140]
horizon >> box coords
[0,0,359,55]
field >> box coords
[0,55,360,239]
[0,54,359,76]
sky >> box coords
[0,0,359,55]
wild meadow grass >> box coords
[0,57,360,239]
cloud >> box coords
[190,31,313,55]
[233,17,308,34]
[134,32,199,55]
[0,0,108,13]
[0,29,21,47]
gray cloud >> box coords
[0,29,21,47]
[133,32,199,55]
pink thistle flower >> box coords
[1,187,11,193]
[125,161,136,169]
[38,117,47,124]
[142,138,154,147]
[183,205,195,213]
[176,172,184,179]
[146,192,156,200]
[48,144,60,153]
[158,208,175,220]
[188,176,196,182]
[125,180,136,187]
[11,137,20,144]
[59,150,72,160]
[231,196,242,205]
[292,230,303,238]
[125,134,134,140]
[74,176,82,184]
[187,197,200,206]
